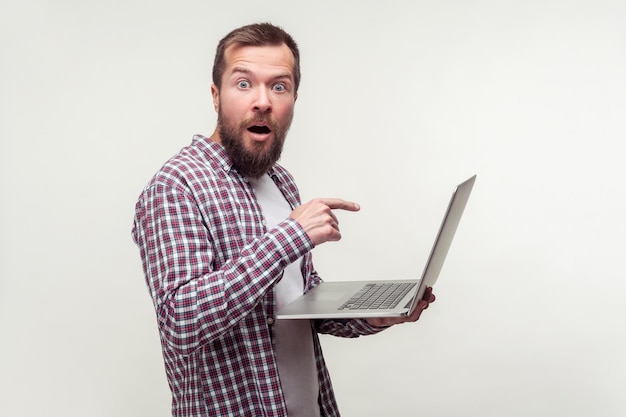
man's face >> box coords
[212,43,297,178]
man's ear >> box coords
[211,84,219,112]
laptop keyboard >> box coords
[339,282,417,310]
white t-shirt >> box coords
[248,174,320,417]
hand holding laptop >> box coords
[365,287,436,328]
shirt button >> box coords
[267,317,275,325]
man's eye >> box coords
[237,80,250,88]
[273,83,286,92]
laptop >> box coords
[275,175,476,319]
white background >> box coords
[1,1,625,416]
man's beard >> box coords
[218,109,292,179]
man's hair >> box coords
[212,22,301,92]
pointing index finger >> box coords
[320,198,361,212]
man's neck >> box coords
[208,126,222,145]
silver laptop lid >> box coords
[409,175,476,311]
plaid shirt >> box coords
[132,135,383,417]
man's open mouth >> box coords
[248,125,271,134]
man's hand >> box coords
[365,287,437,328]
[290,198,360,245]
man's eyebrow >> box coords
[230,66,293,82]
[230,66,252,76]
[273,73,294,81]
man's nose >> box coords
[253,87,272,113]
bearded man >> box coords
[132,22,435,417]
